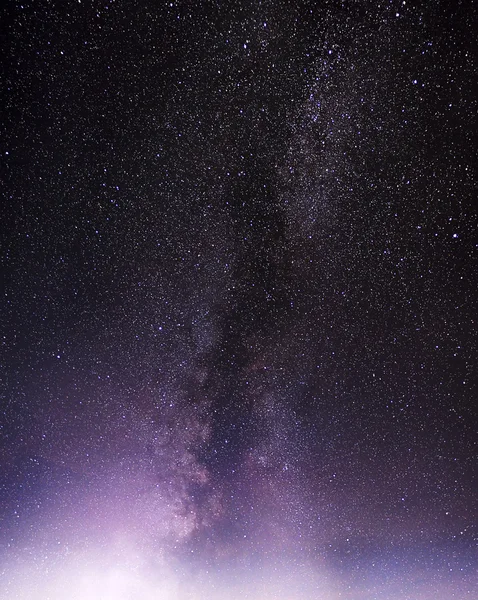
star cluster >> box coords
[1,1,476,598]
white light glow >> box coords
[3,544,341,600]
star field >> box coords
[1,1,476,598]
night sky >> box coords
[1,1,477,598]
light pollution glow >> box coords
[2,537,473,600]
[2,542,341,600]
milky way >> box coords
[1,1,476,598]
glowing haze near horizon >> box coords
[1,1,476,598]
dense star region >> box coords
[1,1,476,598]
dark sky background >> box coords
[1,1,476,598]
